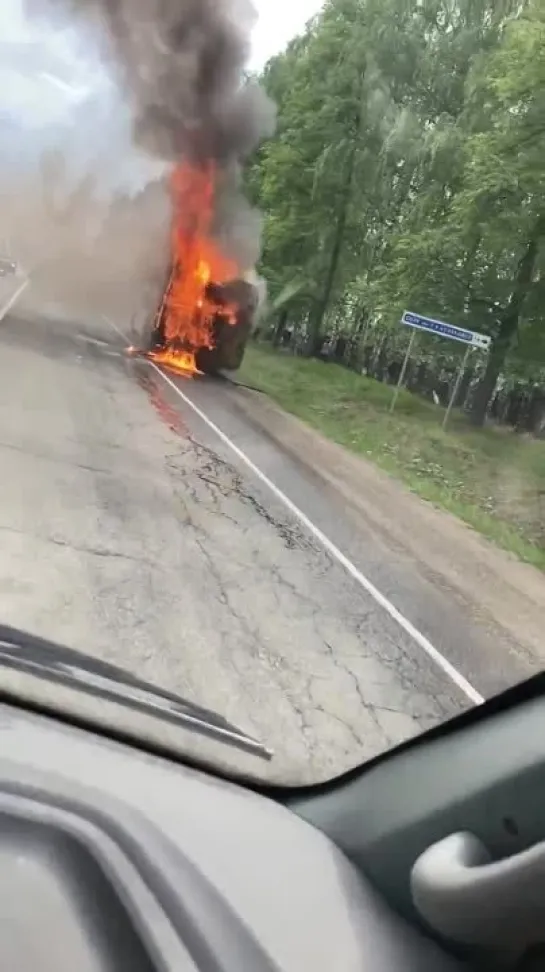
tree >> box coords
[247,0,544,421]
[458,0,545,422]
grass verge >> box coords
[239,344,545,571]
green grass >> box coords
[239,344,545,570]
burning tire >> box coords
[201,278,256,373]
[194,346,222,375]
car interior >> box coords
[1,628,544,972]
[286,672,545,971]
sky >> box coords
[250,0,324,68]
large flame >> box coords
[149,162,239,376]
[147,347,202,377]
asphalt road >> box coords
[0,312,513,784]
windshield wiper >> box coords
[0,625,272,761]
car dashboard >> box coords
[0,701,465,972]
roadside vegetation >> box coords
[239,345,545,570]
[242,0,545,568]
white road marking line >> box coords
[77,334,112,348]
[0,278,30,323]
[106,317,132,343]
[105,316,483,706]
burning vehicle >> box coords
[35,0,274,379]
[143,163,262,378]
[148,268,260,377]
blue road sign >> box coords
[402,311,491,350]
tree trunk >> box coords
[348,306,368,368]
[529,395,545,439]
[272,308,288,347]
[306,153,355,355]
[454,366,473,408]
[469,348,506,426]
[470,215,544,426]
[306,72,366,355]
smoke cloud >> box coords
[14,0,275,332]
[27,0,276,165]
[6,162,171,340]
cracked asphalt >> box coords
[0,313,472,783]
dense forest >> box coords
[246,0,545,432]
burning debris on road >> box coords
[28,0,274,374]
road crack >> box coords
[0,524,155,566]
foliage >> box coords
[246,0,545,421]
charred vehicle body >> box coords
[148,271,260,375]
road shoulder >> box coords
[228,385,545,666]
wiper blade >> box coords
[0,626,272,762]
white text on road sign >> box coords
[402,311,491,350]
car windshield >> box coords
[0,0,543,786]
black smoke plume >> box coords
[26,0,276,166]
[22,0,275,325]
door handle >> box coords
[411,831,545,962]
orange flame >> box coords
[148,347,201,377]
[151,161,239,375]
